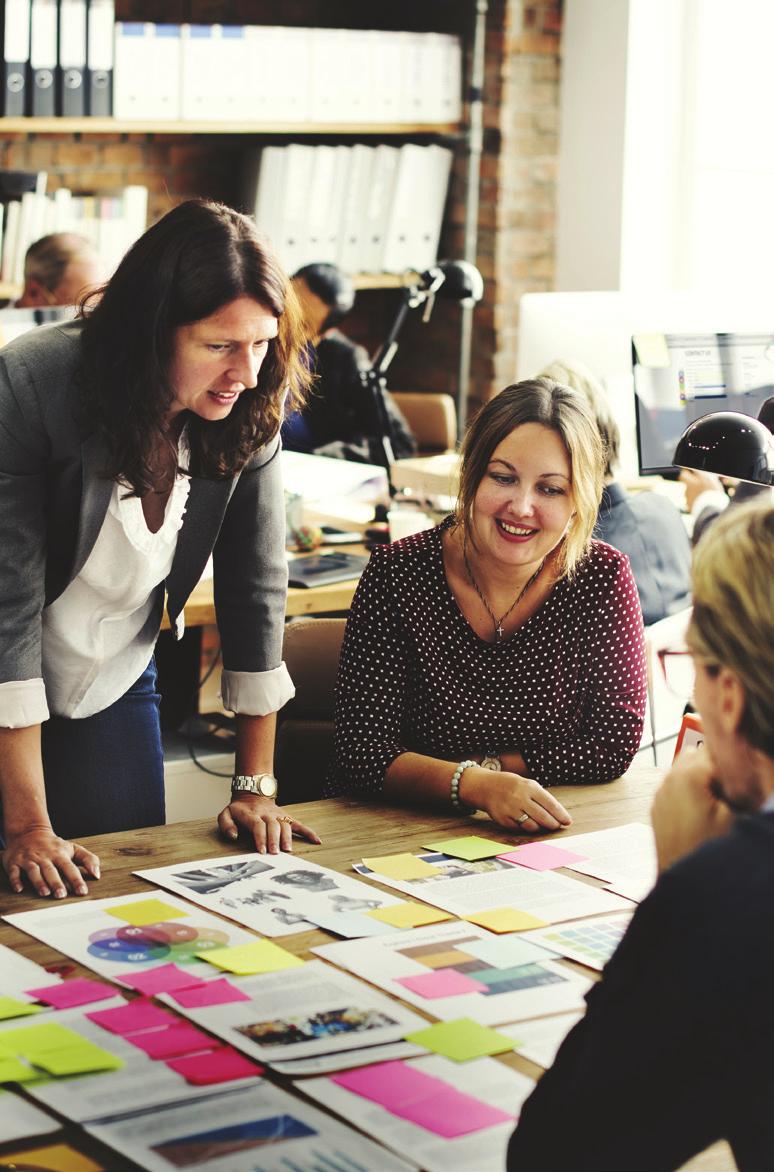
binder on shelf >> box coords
[2,0,31,116]
[180,23,213,121]
[302,145,338,267]
[86,0,112,116]
[58,0,86,117]
[114,22,180,120]
[277,143,316,274]
[30,0,57,116]
[360,143,399,273]
[248,145,286,254]
[337,143,374,274]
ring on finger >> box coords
[516,812,530,825]
[278,816,293,825]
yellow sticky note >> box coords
[0,996,43,1020]
[0,1023,83,1058]
[366,903,453,929]
[0,1055,36,1082]
[464,908,549,933]
[362,853,439,880]
[405,1017,515,1062]
[198,940,304,975]
[34,1044,124,1077]
[0,1142,106,1171]
[633,332,670,368]
[104,898,188,926]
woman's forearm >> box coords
[234,711,278,777]
[0,725,51,835]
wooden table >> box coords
[0,769,732,1171]
[160,543,369,631]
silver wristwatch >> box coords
[231,773,278,800]
[480,755,502,772]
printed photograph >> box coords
[237,1006,397,1049]
[170,860,272,894]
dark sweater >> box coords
[508,811,774,1171]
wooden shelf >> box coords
[0,117,461,137]
[1,275,419,300]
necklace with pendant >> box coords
[463,541,546,642]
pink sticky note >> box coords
[169,979,251,1009]
[166,1045,263,1085]
[87,998,176,1035]
[26,978,116,1009]
[332,1061,445,1110]
[115,964,207,996]
[126,1022,214,1059]
[497,843,588,871]
[395,968,489,999]
[395,1085,513,1136]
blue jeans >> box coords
[41,659,166,838]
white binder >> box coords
[58,0,86,116]
[2,0,31,116]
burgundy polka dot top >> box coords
[326,518,647,797]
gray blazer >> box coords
[0,320,288,687]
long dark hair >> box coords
[79,199,310,494]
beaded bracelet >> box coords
[450,759,477,812]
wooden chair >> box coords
[392,390,457,454]
[274,617,346,802]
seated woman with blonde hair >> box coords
[326,378,647,832]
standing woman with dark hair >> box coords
[0,199,320,901]
[327,379,647,830]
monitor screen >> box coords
[0,306,74,348]
[634,332,774,475]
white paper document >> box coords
[0,941,63,998]
[0,1087,60,1142]
[5,1001,258,1124]
[354,852,632,923]
[3,890,257,983]
[521,912,634,972]
[304,1055,533,1172]
[86,1080,416,1172]
[160,960,428,1064]
[555,823,658,903]
[500,1012,583,1070]
[135,852,402,938]
[314,921,592,1026]
[272,1039,425,1078]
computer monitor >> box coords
[0,306,74,348]
[633,332,774,476]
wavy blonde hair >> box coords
[688,499,774,756]
[454,378,604,578]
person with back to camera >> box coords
[0,199,321,902]
[325,378,647,830]
[16,232,105,308]
[540,358,692,626]
[508,499,774,1171]
[281,261,416,463]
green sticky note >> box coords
[104,898,188,926]
[362,853,439,880]
[405,1017,515,1062]
[423,835,511,861]
[198,940,304,975]
[0,1023,83,1058]
[0,997,43,1020]
[34,1044,124,1077]
[0,1055,36,1082]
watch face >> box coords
[480,755,502,772]
[258,775,278,799]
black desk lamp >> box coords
[673,397,774,486]
[361,260,484,473]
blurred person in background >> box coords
[17,233,105,308]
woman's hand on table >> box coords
[461,767,572,834]
[218,796,322,854]
[2,827,100,899]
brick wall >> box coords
[0,0,563,416]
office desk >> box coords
[0,768,731,1172]
[160,544,369,631]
